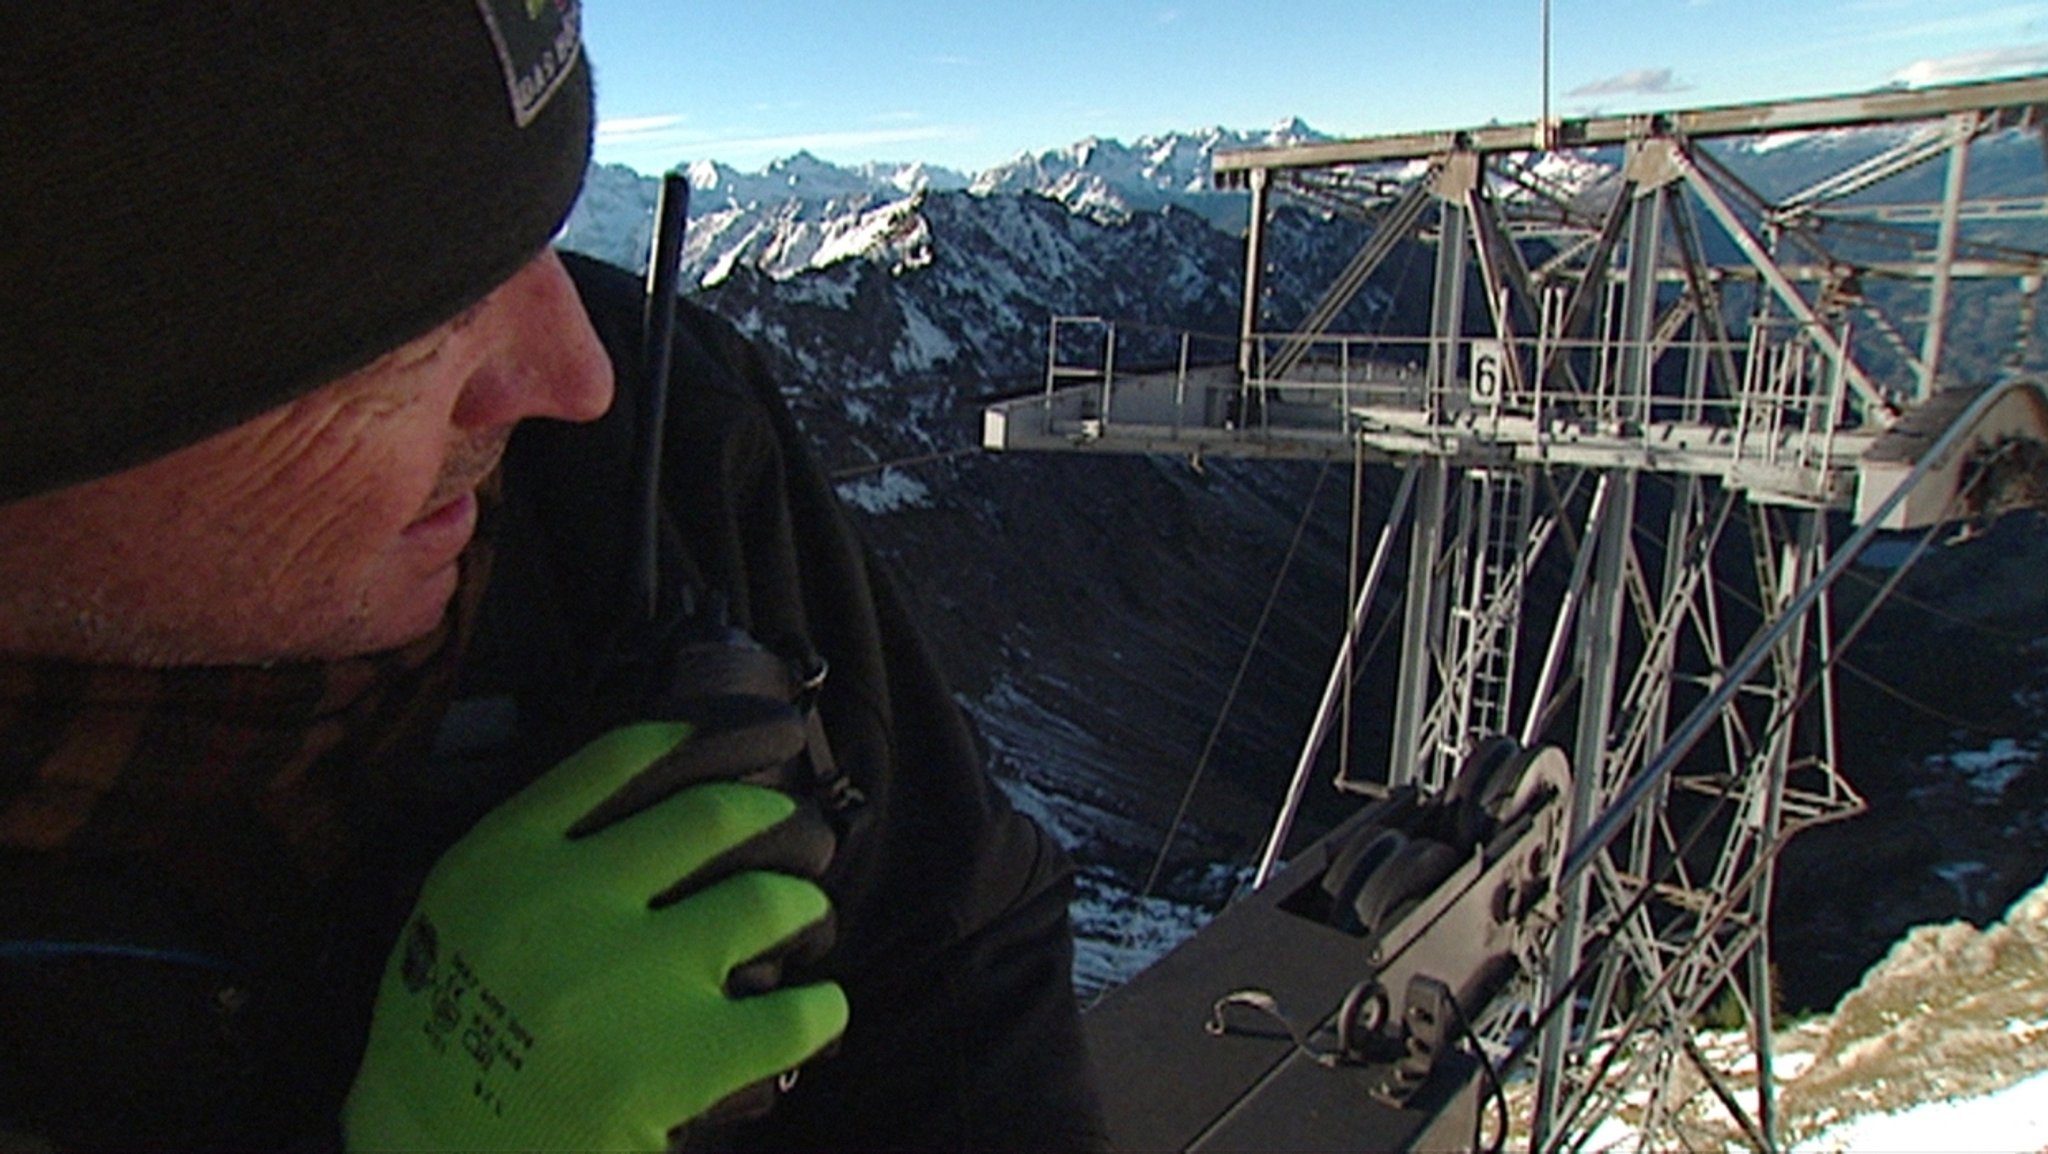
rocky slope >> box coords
[1782,868,2048,1143]
[1548,873,2048,1147]
[1565,868,2048,1150]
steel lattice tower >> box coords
[987,75,2048,1150]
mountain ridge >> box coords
[559,118,1332,286]
[562,115,2048,295]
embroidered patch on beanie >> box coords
[475,0,584,126]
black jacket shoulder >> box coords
[464,251,1109,1152]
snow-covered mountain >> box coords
[562,116,2048,298]
[968,120,1324,227]
[559,155,970,288]
[559,120,1330,287]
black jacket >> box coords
[0,252,1107,1152]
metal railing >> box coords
[1031,316,1871,500]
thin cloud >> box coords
[1156,8,1184,24]
[596,113,689,142]
[1567,68,1693,98]
[1892,41,2048,85]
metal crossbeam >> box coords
[1211,74,2048,173]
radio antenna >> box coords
[632,170,691,625]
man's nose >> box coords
[452,248,616,429]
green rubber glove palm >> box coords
[343,722,849,1153]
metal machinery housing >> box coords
[986,75,2048,1149]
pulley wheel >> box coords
[1321,827,1407,934]
[1349,835,1461,939]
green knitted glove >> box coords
[343,722,849,1153]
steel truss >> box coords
[984,76,2048,1150]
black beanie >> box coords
[0,1,595,504]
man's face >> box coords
[0,249,613,666]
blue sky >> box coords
[584,0,2048,175]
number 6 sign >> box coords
[1469,340,1506,408]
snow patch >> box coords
[833,468,931,514]
[1068,870,1212,1002]
[1794,1067,2048,1152]
[1936,737,2035,799]
[777,271,859,309]
[1933,859,1995,905]
[1749,129,1824,155]
[892,298,959,374]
